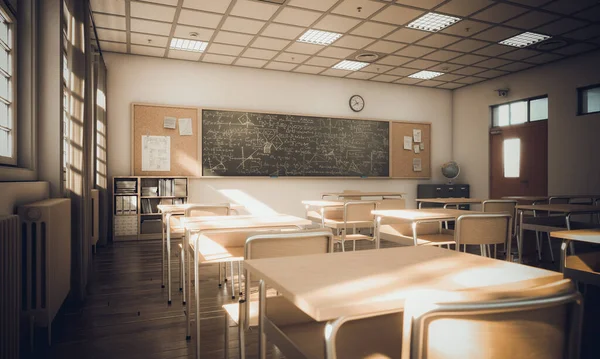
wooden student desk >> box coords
[245,245,562,359]
[416,197,483,208]
[551,229,600,286]
[180,214,311,359]
[321,191,405,200]
[515,204,600,264]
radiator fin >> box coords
[1,215,21,359]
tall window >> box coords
[491,96,548,127]
[578,84,600,115]
[0,4,15,165]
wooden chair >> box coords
[222,229,334,359]
[402,279,583,359]
[482,199,517,258]
[333,201,378,251]
[454,213,512,259]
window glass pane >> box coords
[0,49,8,73]
[493,104,510,127]
[0,128,9,157]
[582,87,600,114]
[0,101,7,127]
[0,20,7,45]
[510,101,527,125]
[0,74,7,100]
[530,97,548,121]
[503,138,521,178]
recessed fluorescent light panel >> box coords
[499,32,551,48]
[407,12,461,32]
[332,60,369,71]
[297,29,342,45]
[170,38,208,52]
[408,70,443,80]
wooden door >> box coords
[489,121,548,199]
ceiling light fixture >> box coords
[408,70,444,80]
[170,38,208,52]
[297,29,342,46]
[332,60,369,71]
[407,12,461,32]
[499,32,551,48]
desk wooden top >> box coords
[502,196,548,202]
[182,214,311,232]
[245,246,561,322]
[416,198,483,205]
[550,229,600,244]
[302,200,346,208]
[157,203,244,213]
[322,192,405,198]
[516,204,600,213]
[372,208,480,221]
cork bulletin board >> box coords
[131,103,199,176]
[390,121,431,179]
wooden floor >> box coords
[28,237,600,359]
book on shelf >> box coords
[174,178,187,197]
[115,180,137,194]
[142,186,158,197]
[142,198,153,214]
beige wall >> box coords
[0,182,49,216]
[453,50,600,199]
[104,53,454,215]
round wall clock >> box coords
[349,95,365,112]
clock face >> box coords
[349,95,365,112]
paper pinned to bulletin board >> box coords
[142,135,170,171]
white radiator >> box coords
[18,199,71,344]
[0,215,20,359]
[91,189,99,248]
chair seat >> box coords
[379,225,455,246]
[334,233,374,242]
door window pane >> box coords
[510,101,527,125]
[493,104,510,127]
[530,97,548,121]
[581,87,600,114]
[503,138,520,178]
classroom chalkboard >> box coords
[202,109,389,177]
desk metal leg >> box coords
[195,237,201,359]
[560,239,569,273]
[230,261,236,299]
[375,216,381,249]
[181,243,186,305]
[186,230,191,340]
[161,213,166,288]
[566,214,575,254]
[166,214,172,305]
[238,261,243,296]
[518,210,524,263]
[258,279,266,359]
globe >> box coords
[441,161,460,184]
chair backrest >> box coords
[344,201,377,222]
[184,204,230,217]
[403,279,583,359]
[245,228,334,260]
[454,213,512,249]
[549,196,570,205]
[376,199,406,210]
[482,200,517,216]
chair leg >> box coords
[352,240,356,251]
[239,319,246,359]
[219,262,223,288]
[230,261,236,299]
[535,231,542,260]
[238,261,243,296]
[224,314,229,359]
[547,234,555,262]
[181,244,186,305]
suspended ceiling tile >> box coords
[534,18,589,36]
[213,31,254,46]
[321,68,352,77]
[395,45,436,58]
[452,66,486,75]
[99,41,127,53]
[314,14,362,33]
[235,57,267,68]
[221,16,265,34]
[333,35,375,49]
[131,44,165,57]
[371,5,424,26]
[288,0,338,12]
[130,32,169,47]
[417,80,445,87]
[475,58,513,69]
[395,77,423,85]
[385,28,430,44]
[261,23,305,39]
[543,0,599,14]
[90,0,125,15]
[361,63,394,73]
[476,69,509,78]
[497,61,534,72]
[332,0,386,19]
[438,82,464,89]
[440,20,492,37]
[251,37,290,51]
[168,49,201,61]
[422,50,462,62]
[435,0,495,17]
[242,48,279,60]
[274,52,310,63]
[346,72,378,80]
[376,55,412,66]
[427,62,464,72]
[394,0,446,9]
[371,74,401,83]
[449,53,489,65]
[294,65,326,74]
[96,28,126,43]
[273,7,321,27]
[144,0,178,6]
[416,34,462,48]
[318,46,356,59]
[182,0,232,13]
[435,73,465,82]
[130,2,176,22]
[365,40,406,54]
[471,3,528,22]
[93,13,127,30]
[572,5,600,21]
[473,44,514,57]
[498,48,541,60]
[264,62,298,71]
[455,76,486,84]
[563,25,600,41]
[286,42,325,55]
[130,18,172,36]
[445,39,490,52]
[504,11,559,30]
[404,59,440,69]
[386,67,418,76]
[178,9,223,28]
[207,43,245,56]
[202,53,237,65]
[351,22,397,38]
[305,57,339,67]
[509,0,553,6]
[173,25,214,41]
[230,0,279,20]
[473,26,521,42]
[553,43,597,56]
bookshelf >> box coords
[112,176,188,241]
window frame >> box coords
[0,2,16,166]
[577,83,600,116]
[490,95,548,128]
